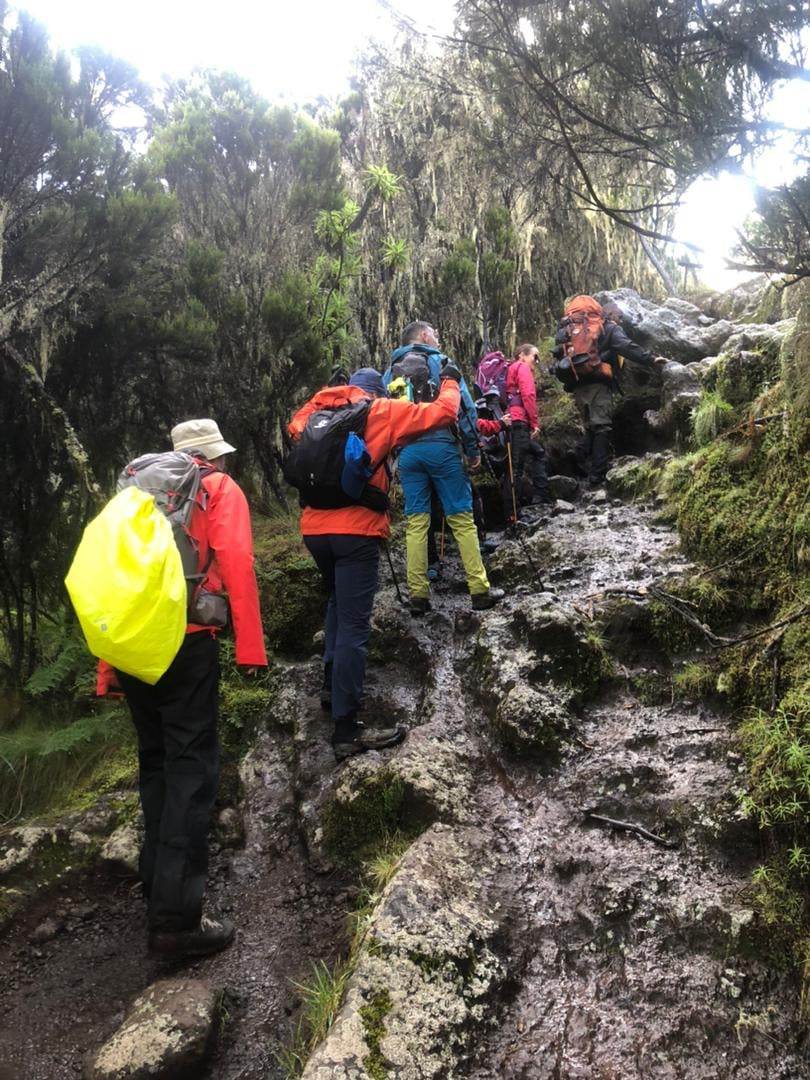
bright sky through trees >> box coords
[17,0,808,290]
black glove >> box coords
[440,362,461,383]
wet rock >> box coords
[0,824,97,889]
[595,288,736,363]
[216,807,245,849]
[99,822,140,877]
[494,681,574,754]
[687,355,722,383]
[548,475,579,501]
[84,978,220,1079]
[643,361,702,440]
[303,826,504,1080]
[552,498,575,514]
[486,531,552,587]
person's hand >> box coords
[467,455,481,472]
[240,665,260,677]
[531,427,541,439]
[440,362,461,383]
[500,414,512,429]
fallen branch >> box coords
[583,810,679,849]
[647,587,810,651]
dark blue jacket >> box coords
[384,344,479,457]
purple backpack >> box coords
[476,351,512,408]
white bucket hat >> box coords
[170,418,236,459]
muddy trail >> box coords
[1,479,808,1078]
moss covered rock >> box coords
[302,825,504,1080]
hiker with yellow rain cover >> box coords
[66,419,266,960]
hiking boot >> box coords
[332,724,407,762]
[471,588,505,611]
[148,915,235,959]
[410,596,431,617]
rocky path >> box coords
[300,492,809,1077]
[0,482,808,1078]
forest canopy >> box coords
[0,0,808,683]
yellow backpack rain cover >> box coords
[65,486,187,684]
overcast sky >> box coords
[16,0,809,291]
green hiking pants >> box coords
[573,381,613,433]
[406,511,490,600]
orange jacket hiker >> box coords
[288,379,461,538]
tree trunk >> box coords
[638,234,678,296]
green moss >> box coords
[672,662,717,701]
[629,672,671,705]
[608,457,666,500]
[360,990,393,1080]
[253,513,324,656]
[648,577,731,656]
[715,347,781,408]
[322,768,415,866]
[692,391,734,447]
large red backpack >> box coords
[559,295,612,382]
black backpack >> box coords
[389,350,437,403]
[283,399,389,512]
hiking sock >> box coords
[446,511,490,596]
[405,512,431,601]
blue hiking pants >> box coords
[304,534,380,726]
[398,439,473,516]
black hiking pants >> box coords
[502,422,549,517]
[304,534,380,735]
[117,631,220,932]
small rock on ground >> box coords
[99,823,140,877]
[84,978,220,1080]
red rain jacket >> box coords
[97,466,267,694]
[288,380,460,539]
[505,359,539,430]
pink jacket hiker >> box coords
[506,358,539,430]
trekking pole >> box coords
[383,542,406,606]
[492,445,544,586]
[505,437,519,526]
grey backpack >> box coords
[117,452,228,627]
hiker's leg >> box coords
[446,511,490,596]
[304,535,338,702]
[147,632,220,932]
[472,484,487,540]
[405,513,431,599]
[428,442,488,593]
[573,386,594,474]
[398,446,433,600]
[330,536,380,728]
[588,385,614,484]
[117,673,165,900]
[510,423,531,504]
[526,441,550,502]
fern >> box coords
[25,638,87,697]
